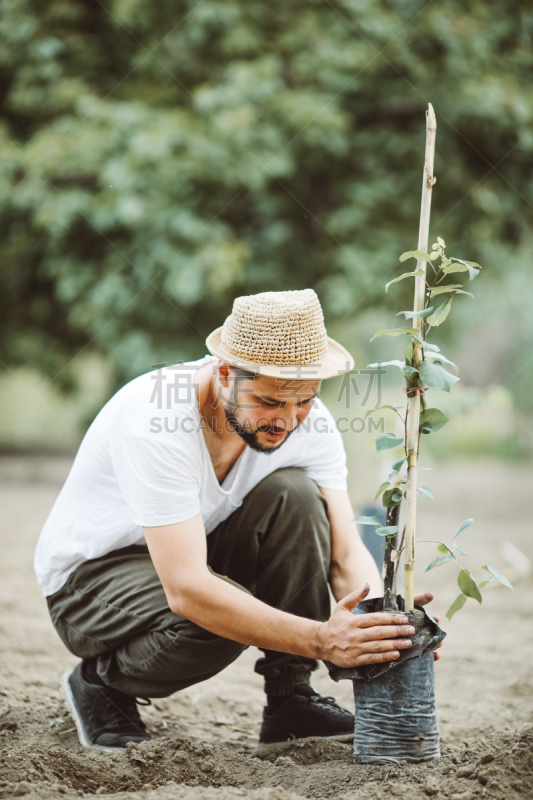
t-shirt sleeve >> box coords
[299,402,348,491]
[111,434,201,527]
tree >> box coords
[1,0,532,399]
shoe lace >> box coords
[104,691,151,733]
[307,694,344,715]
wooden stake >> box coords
[404,104,437,612]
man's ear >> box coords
[217,361,232,388]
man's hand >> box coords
[414,591,443,662]
[318,584,416,668]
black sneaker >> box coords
[60,662,152,752]
[255,692,354,758]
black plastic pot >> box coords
[327,596,446,764]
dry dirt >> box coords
[1,454,533,800]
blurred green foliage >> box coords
[0,0,532,406]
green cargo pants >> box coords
[47,468,332,698]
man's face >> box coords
[220,368,321,454]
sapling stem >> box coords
[404,103,437,612]
[383,505,400,612]
[394,524,405,583]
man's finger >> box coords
[414,592,434,606]
[336,584,370,613]
[434,651,442,661]
[356,612,409,628]
[353,650,401,666]
[366,638,413,653]
[358,624,415,641]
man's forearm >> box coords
[319,487,382,602]
[330,549,382,602]
[170,571,322,659]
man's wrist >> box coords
[315,620,328,660]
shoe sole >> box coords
[60,670,124,754]
[253,732,354,759]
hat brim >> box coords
[206,328,354,379]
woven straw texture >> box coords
[220,290,328,366]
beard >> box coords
[223,406,296,454]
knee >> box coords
[257,468,327,515]
[256,469,330,558]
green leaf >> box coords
[482,565,514,590]
[437,543,450,554]
[452,258,481,277]
[479,576,493,588]
[453,519,474,539]
[419,408,450,434]
[385,269,425,292]
[426,296,453,328]
[405,344,413,365]
[388,457,407,479]
[446,593,467,620]
[425,557,439,571]
[427,299,448,317]
[419,360,460,392]
[397,306,434,319]
[399,250,431,262]
[429,284,474,299]
[375,525,399,536]
[375,481,390,500]
[367,360,405,370]
[382,488,402,508]
[426,551,456,571]
[371,327,419,341]
[413,336,444,353]
[453,543,467,556]
[443,262,471,275]
[365,404,404,419]
[429,283,463,297]
[422,342,441,352]
[419,486,434,499]
[458,569,482,603]
[437,237,445,247]
[444,260,480,280]
[376,433,404,452]
[436,552,455,565]
[354,515,381,527]
[403,365,419,377]
[425,351,459,373]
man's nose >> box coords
[273,410,298,432]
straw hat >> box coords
[206,289,354,379]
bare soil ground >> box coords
[1,455,533,800]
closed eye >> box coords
[261,397,316,408]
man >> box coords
[35,288,439,757]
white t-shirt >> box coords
[35,356,348,596]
